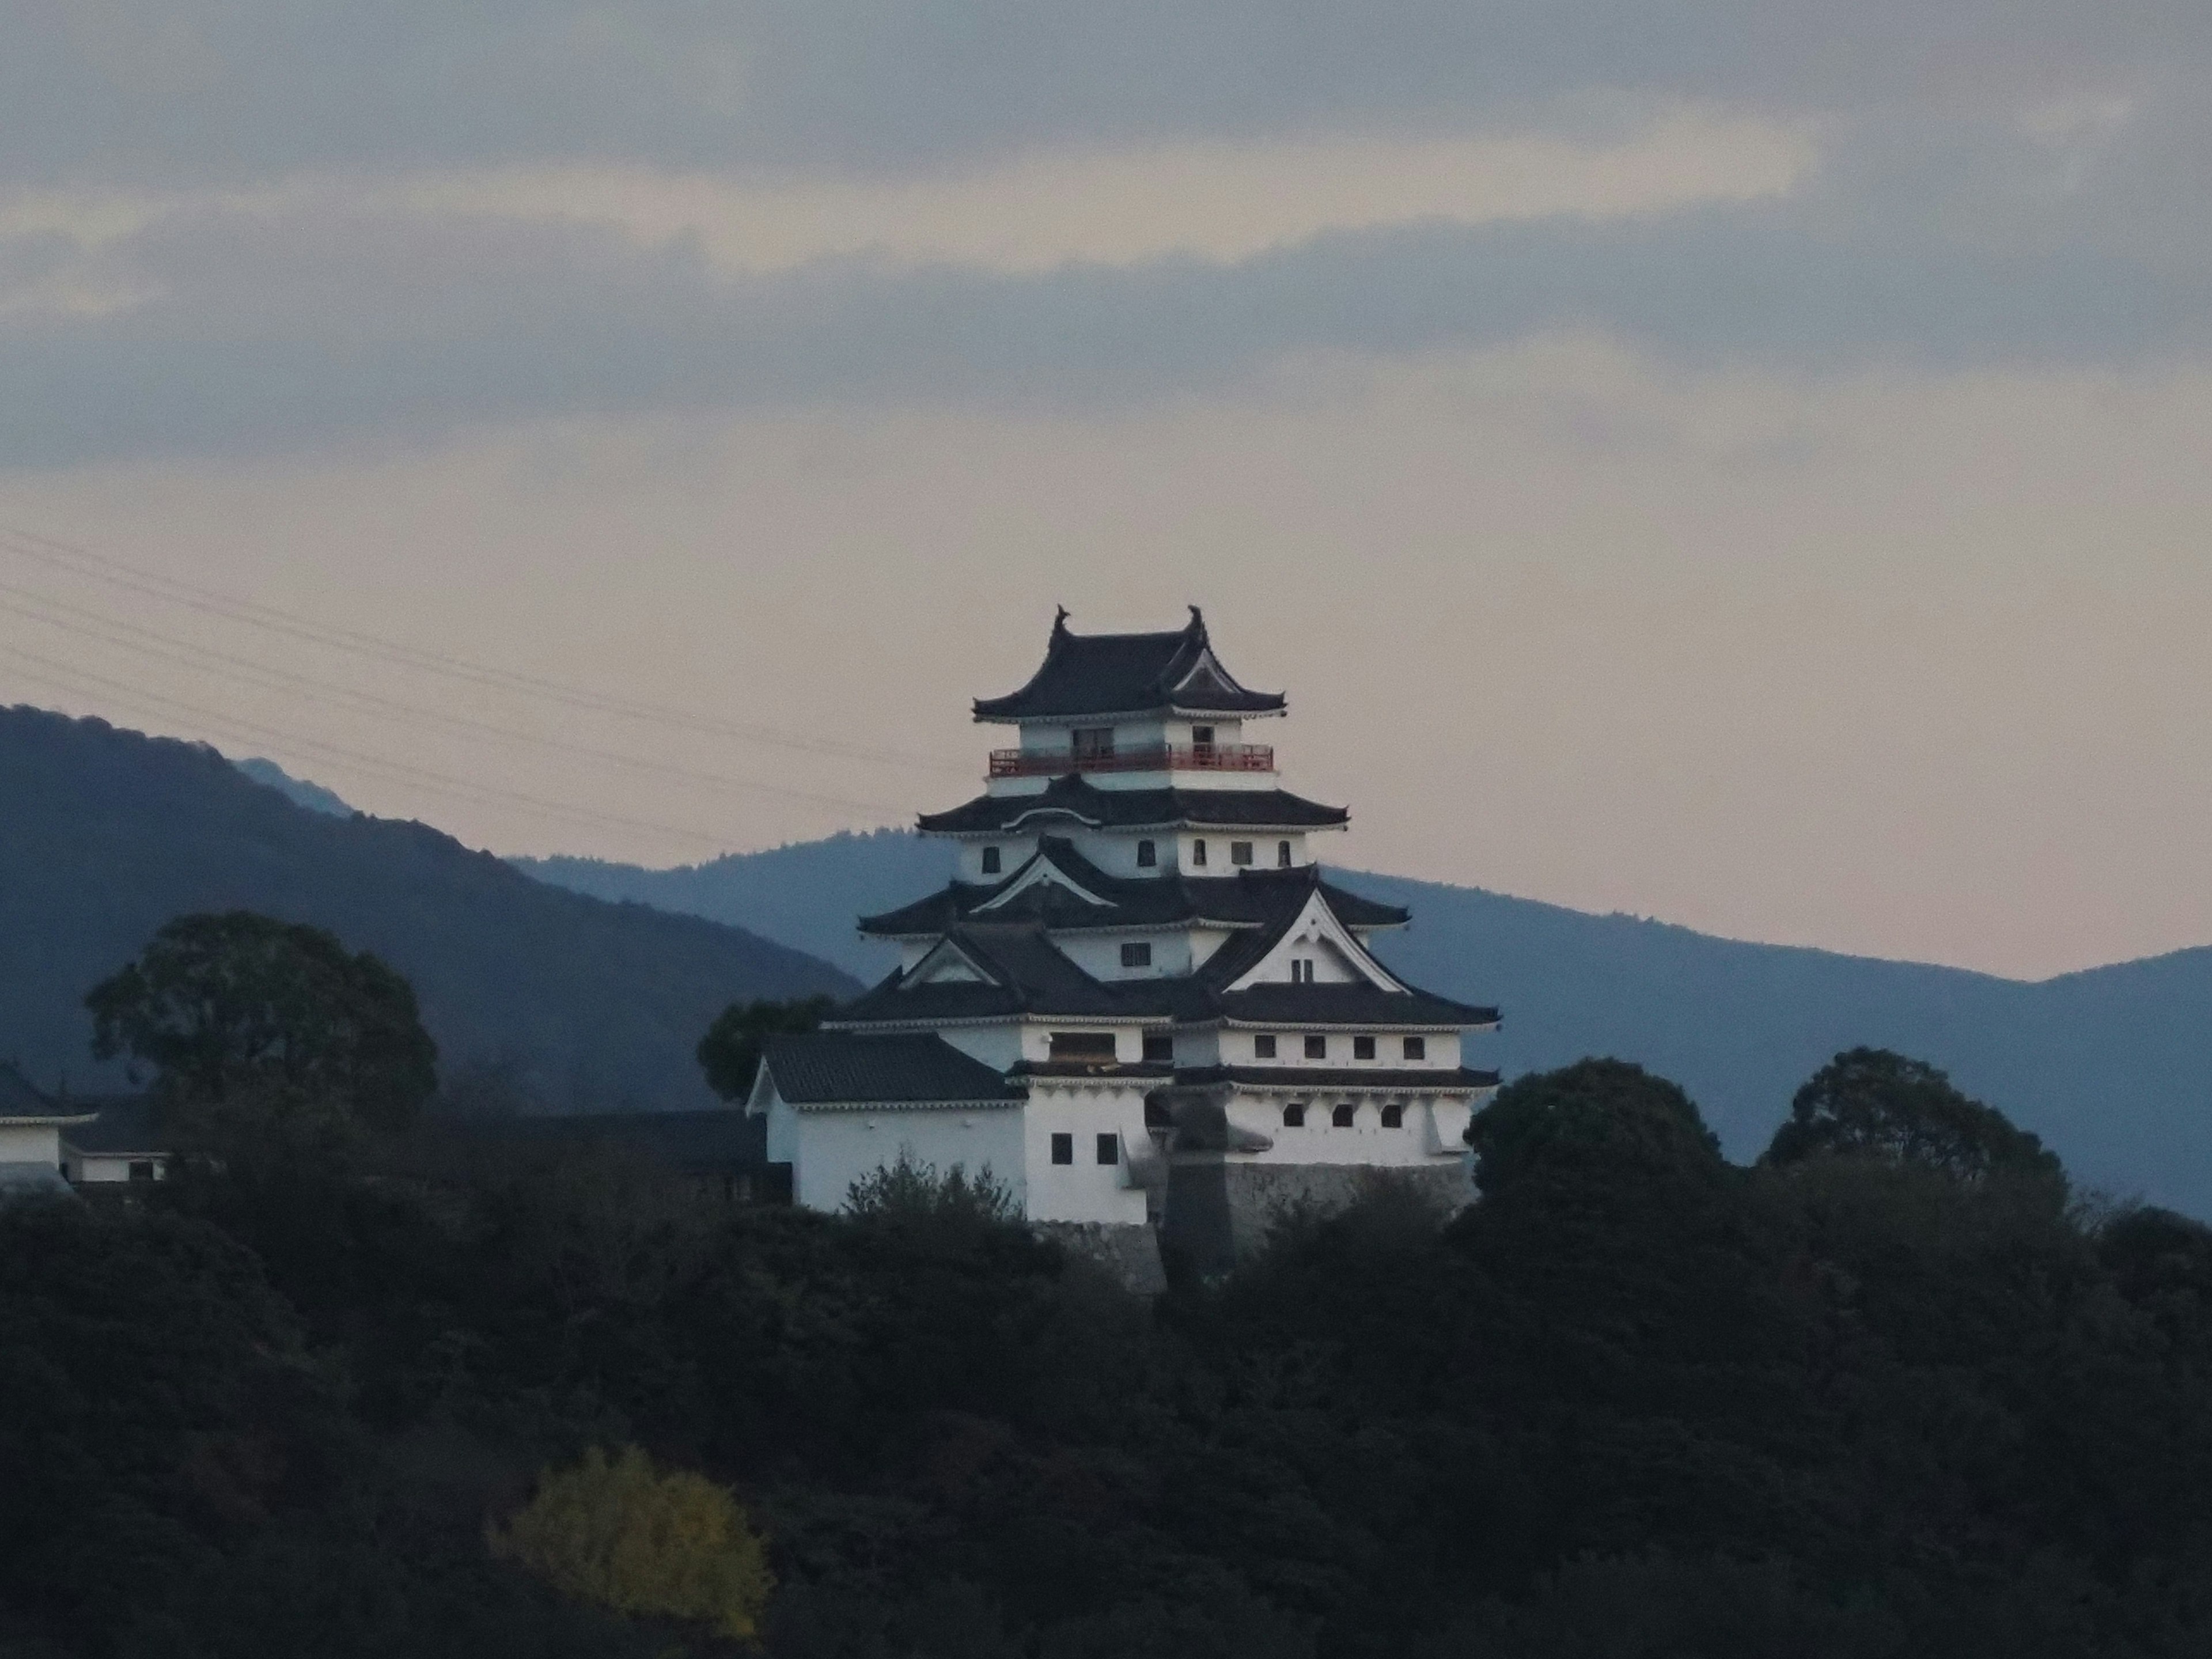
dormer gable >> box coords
[1225,887,1409,994]
[903,934,998,987]
[973,846,1111,913]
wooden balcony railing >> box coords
[988,743,1275,778]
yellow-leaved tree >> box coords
[490,1445,773,1642]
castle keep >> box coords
[747,608,1498,1271]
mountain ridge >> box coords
[520,835,2212,1214]
[0,706,857,1111]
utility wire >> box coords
[0,523,974,778]
[0,578,911,816]
[1,646,768,851]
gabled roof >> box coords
[760,1031,1027,1105]
[917,775,1347,836]
[58,1095,164,1154]
[838,923,1153,1024]
[974,607,1286,722]
[858,846,1407,939]
[0,1064,95,1126]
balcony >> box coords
[988,743,1275,779]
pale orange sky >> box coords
[5,340,2209,982]
[5,2,2209,980]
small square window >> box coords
[1282,1103,1306,1128]
[127,1160,156,1183]
[1403,1036,1427,1060]
[1304,1035,1327,1059]
[1353,1035,1376,1060]
[981,846,1002,875]
[1253,1034,1277,1059]
[1143,1033,1173,1063]
[1097,1132,1119,1165]
[1277,840,1292,868]
[1381,1103,1405,1128]
[1121,941,1152,968]
[1230,840,1253,866]
[1191,839,1208,867]
[1136,839,1157,868]
[1191,725,1215,748]
[1051,1132,1073,1165]
[1331,1103,1357,1128]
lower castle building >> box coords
[747,608,1498,1272]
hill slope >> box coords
[0,707,857,1110]
[520,834,2212,1214]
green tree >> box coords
[1762,1047,2062,1186]
[845,1147,1019,1224]
[490,1446,773,1642]
[85,910,437,1133]
[696,995,837,1101]
[1464,1058,1723,1196]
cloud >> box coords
[0,1,2206,466]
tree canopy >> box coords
[1763,1046,2063,1185]
[1464,1056,1724,1195]
[695,994,838,1101]
[85,910,438,1134]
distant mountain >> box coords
[234,756,353,816]
[519,834,2212,1215]
[515,830,952,982]
[0,706,857,1111]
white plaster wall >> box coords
[1224,1091,1474,1169]
[1014,1021,1143,1064]
[1024,1082,1152,1224]
[0,1124,62,1168]
[1053,929,1191,980]
[68,1153,166,1184]
[785,1105,1028,1214]
[960,835,1039,882]
[1220,1028,1464,1069]
[927,1024,1024,1069]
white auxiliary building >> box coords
[747,609,1499,1272]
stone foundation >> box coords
[1161,1156,1474,1279]
[1033,1221,1168,1296]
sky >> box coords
[2,1,2209,980]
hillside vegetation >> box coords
[0,706,855,1110]
[6,1054,2212,1658]
[522,836,2212,1215]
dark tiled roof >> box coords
[974,608,1286,721]
[838,924,1157,1024]
[463,1108,764,1174]
[0,1064,94,1124]
[60,1095,165,1154]
[858,845,1407,937]
[918,775,1348,835]
[762,1031,1027,1105]
[1176,1065,1501,1090]
[1214,984,1500,1028]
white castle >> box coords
[747,608,1498,1268]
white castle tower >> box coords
[747,608,1498,1269]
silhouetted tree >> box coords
[1464,1057,1723,1196]
[695,994,836,1100]
[1763,1047,2062,1186]
[85,910,436,1131]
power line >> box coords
[1,647,769,851]
[0,523,974,778]
[0,578,911,817]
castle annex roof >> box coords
[760,1030,1028,1106]
[973,607,1286,723]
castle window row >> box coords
[1252,1033,1427,1061]
[1281,1102,1410,1129]
[1049,1131,1121,1165]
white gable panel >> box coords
[1225,889,1409,993]
[974,850,1110,912]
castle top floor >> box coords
[978,607,1288,796]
